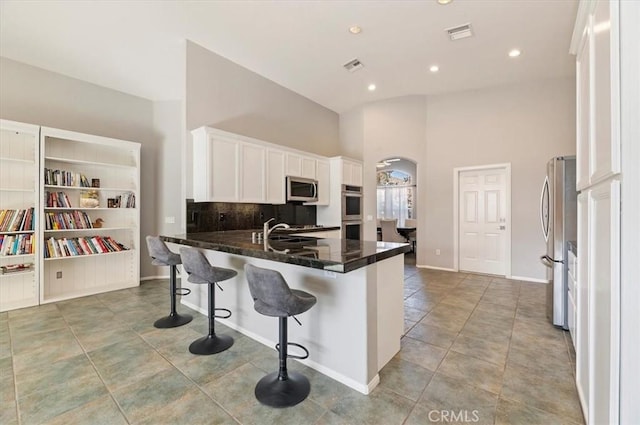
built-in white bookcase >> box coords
[0,120,40,312]
[40,127,140,304]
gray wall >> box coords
[0,57,161,278]
[341,78,575,281]
[184,41,340,198]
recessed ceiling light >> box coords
[508,49,521,58]
[437,0,452,4]
[368,84,376,91]
[430,65,439,73]
[349,25,362,35]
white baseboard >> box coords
[510,275,549,284]
[417,265,456,272]
[181,298,378,395]
[140,275,169,282]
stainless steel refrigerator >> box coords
[540,156,577,329]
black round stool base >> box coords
[189,334,233,355]
[254,371,311,408]
[153,313,193,329]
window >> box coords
[377,170,414,225]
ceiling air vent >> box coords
[445,23,473,41]
[343,58,364,73]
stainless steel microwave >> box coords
[286,176,318,202]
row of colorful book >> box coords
[44,168,91,187]
[0,208,35,232]
[45,211,92,230]
[44,236,129,258]
[0,233,34,256]
[45,191,73,208]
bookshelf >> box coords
[0,120,40,312]
[40,127,140,304]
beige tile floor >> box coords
[1,254,584,424]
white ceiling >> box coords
[0,0,578,113]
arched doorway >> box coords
[376,157,417,254]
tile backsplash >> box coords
[186,200,316,233]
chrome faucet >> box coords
[263,218,290,237]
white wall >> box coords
[359,96,428,245]
[341,78,575,281]
[0,57,163,278]
[185,41,340,198]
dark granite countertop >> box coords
[567,240,577,256]
[161,230,410,273]
[272,225,340,234]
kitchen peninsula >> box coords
[161,231,410,394]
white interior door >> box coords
[459,168,507,275]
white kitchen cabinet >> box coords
[576,22,591,191]
[587,179,620,425]
[590,0,620,184]
[308,159,329,206]
[192,128,239,202]
[576,191,589,418]
[571,1,625,422]
[342,159,363,187]
[575,0,621,190]
[567,250,577,348]
[286,152,316,179]
[0,120,40,312]
[266,149,286,204]
[240,143,266,203]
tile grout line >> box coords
[6,314,22,425]
[57,297,134,425]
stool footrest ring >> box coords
[175,288,191,296]
[275,342,309,360]
[214,308,232,319]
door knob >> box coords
[499,225,506,230]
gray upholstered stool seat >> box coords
[145,236,192,328]
[180,247,237,355]
[245,263,317,408]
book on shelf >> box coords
[45,191,72,208]
[0,208,35,232]
[0,233,34,256]
[44,168,91,187]
[44,235,129,258]
[1,263,34,275]
[45,211,93,230]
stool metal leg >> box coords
[189,281,233,355]
[254,317,311,408]
[154,265,193,329]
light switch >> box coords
[165,216,175,224]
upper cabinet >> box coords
[286,152,317,179]
[192,128,240,202]
[266,149,286,204]
[342,159,363,187]
[191,126,329,205]
[574,0,621,190]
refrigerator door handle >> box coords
[540,254,563,268]
[540,176,550,242]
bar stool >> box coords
[180,247,237,355]
[145,236,192,328]
[244,264,317,408]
